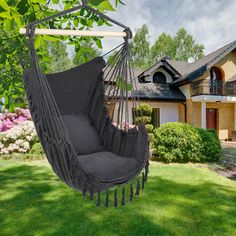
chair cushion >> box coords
[77,151,139,182]
[62,113,103,155]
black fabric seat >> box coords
[77,151,139,182]
[24,28,149,206]
[62,113,103,155]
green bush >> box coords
[136,103,152,117]
[136,116,152,125]
[30,143,45,156]
[195,128,221,162]
[153,122,221,163]
[145,124,154,133]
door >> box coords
[206,108,217,130]
[152,108,160,128]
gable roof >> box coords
[138,40,236,87]
[171,40,236,86]
[138,59,181,79]
[133,83,186,102]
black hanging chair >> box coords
[22,1,149,207]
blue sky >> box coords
[99,0,236,56]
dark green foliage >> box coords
[136,103,152,117]
[145,124,154,133]
[195,128,222,162]
[135,103,152,125]
[73,39,101,66]
[136,116,151,125]
[154,122,221,163]
[0,0,121,111]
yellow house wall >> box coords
[206,103,234,140]
[215,52,236,81]
[178,103,186,123]
[185,100,234,140]
[192,102,202,128]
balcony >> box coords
[191,79,236,97]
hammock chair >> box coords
[21,1,149,207]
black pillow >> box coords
[62,113,103,155]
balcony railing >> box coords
[191,79,236,97]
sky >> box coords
[98,0,236,56]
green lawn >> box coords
[0,159,236,236]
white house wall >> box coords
[112,101,179,125]
[147,101,179,124]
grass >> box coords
[0,159,236,236]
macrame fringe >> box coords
[130,183,133,201]
[90,188,94,200]
[142,172,145,190]
[121,187,125,206]
[82,187,86,197]
[114,189,118,207]
[97,190,101,207]
[105,189,109,208]
[145,159,149,182]
[135,179,140,196]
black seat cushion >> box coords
[77,151,139,182]
[62,113,103,155]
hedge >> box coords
[153,122,221,163]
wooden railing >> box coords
[191,79,236,96]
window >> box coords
[152,108,160,128]
[210,66,224,95]
[153,72,166,84]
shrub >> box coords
[0,121,38,155]
[153,122,221,163]
[30,142,45,156]
[136,116,152,124]
[195,128,221,162]
[145,124,154,133]
[0,108,31,132]
[136,103,152,117]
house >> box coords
[131,40,236,140]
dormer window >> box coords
[153,72,166,83]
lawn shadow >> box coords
[1,163,236,236]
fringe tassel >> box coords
[135,179,140,196]
[114,189,118,207]
[90,188,94,200]
[145,159,149,181]
[121,187,125,206]
[142,172,145,190]
[97,190,101,207]
[105,189,109,208]
[82,187,86,197]
[130,183,133,201]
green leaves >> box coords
[89,0,115,11]
[116,76,132,91]
[0,0,123,111]
[96,1,115,11]
[95,38,102,49]
[89,0,105,6]
[0,0,10,12]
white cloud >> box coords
[99,0,236,55]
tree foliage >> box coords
[73,38,101,65]
[129,24,150,69]
[130,25,205,69]
[0,0,123,111]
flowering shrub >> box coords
[0,121,38,155]
[0,108,31,132]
